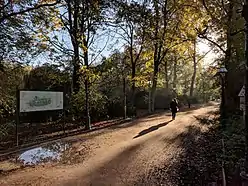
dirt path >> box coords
[0,104,217,186]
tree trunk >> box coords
[80,0,91,129]
[129,30,136,109]
[151,0,160,112]
[202,77,206,102]
[173,56,177,90]
[225,0,235,112]
[183,78,187,95]
[84,78,91,129]
[83,37,91,129]
[190,38,197,97]
[123,76,127,119]
[151,64,159,112]
[72,47,80,93]
[68,1,80,94]
[164,60,169,89]
[148,82,152,113]
[151,0,168,112]
[131,61,136,106]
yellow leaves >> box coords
[80,66,100,83]
[37,33,43,39]
[39,0,57,4]
[143,50,153,60]
[145,60,153,71]
[37,33,49,43]
[80,66,88,73]
[52,18,62,30]
[80,44,88,53]
[24,66,32,73]
[78,35,88,52]
[35,32,49,49]
[80,35,86,41]
[131,75,152,88]
[40,43,48,49]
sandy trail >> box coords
[0,104,216,186]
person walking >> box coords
[170,98,179,120]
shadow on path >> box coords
[133,120,172,139]
[63,142,144,186]
[135,110,228,186]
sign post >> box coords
[16,89,20,147]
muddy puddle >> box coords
[18,141,71,165]
[0,141,72,172]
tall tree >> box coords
[61,0,109,128]
[198,0,244,112]
[148,0,196,111]
[149,0,169,112]
[113,0,150,107]
[190,38,197,97]
[27,0,110,128]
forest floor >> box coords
[0,103,221,186]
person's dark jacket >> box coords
[170,100,178,113]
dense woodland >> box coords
[0,0,244,139]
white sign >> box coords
[240,96,245,111]
[20,91,63,113]
[239,86,245,97]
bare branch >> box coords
[221,0,228,15]
[196,26,226,54]
[198,34,226,53]
[197,47,214,63]
[60,14,70,33]
[89,34,110,65]
[0,0,61,23]
[230,29,245,36]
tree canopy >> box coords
[0,0,242,127]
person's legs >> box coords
[172,112,176,120]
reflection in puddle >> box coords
[18,141,71,165]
